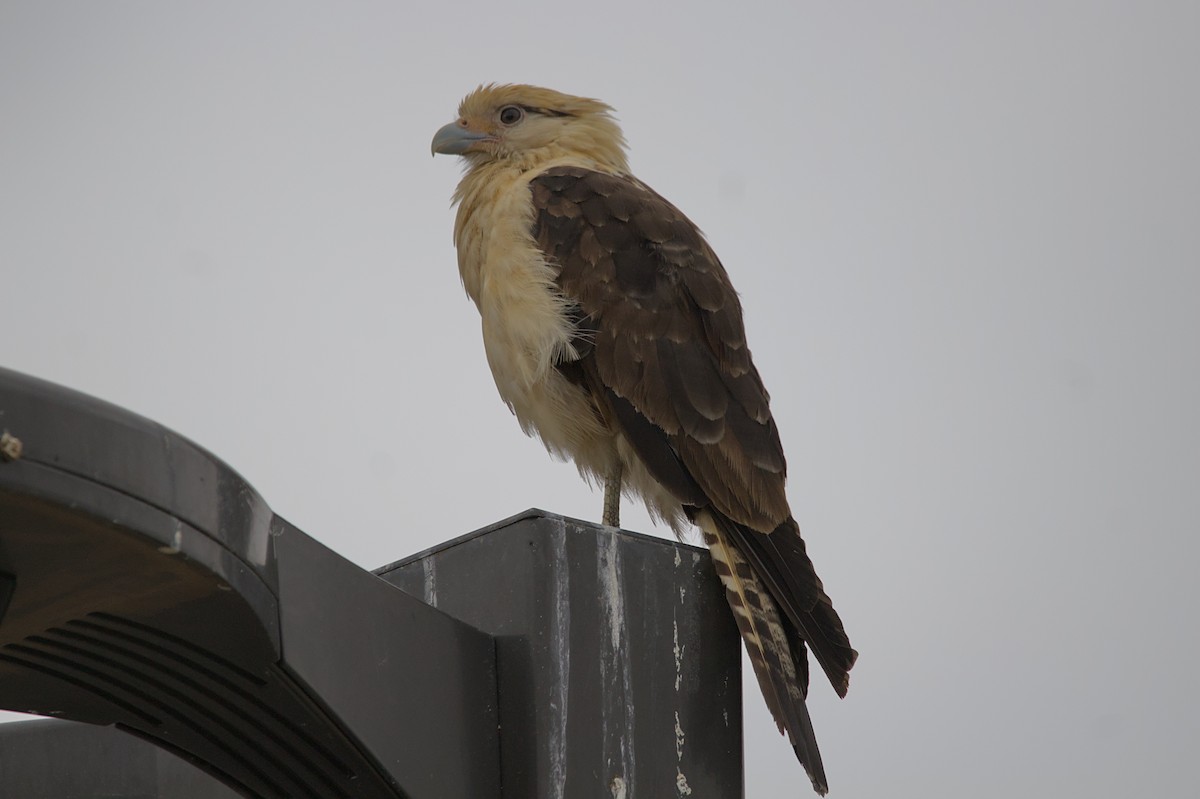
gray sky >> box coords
[2,2,1198,796]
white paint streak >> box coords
[674,712,692,795]
[610,776,627,799]
[421,557,437,607]
[673,616,683,692]
[673,548,692,796]
[548,519,571,799]
[599,532,635,797]
[601,535,625,651]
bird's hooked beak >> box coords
[431,119,492,156]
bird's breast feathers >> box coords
[454,162,611,466]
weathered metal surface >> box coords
[379,510,745,799]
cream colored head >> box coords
[432,84,630,174]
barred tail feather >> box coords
[699,511,830,795]
[715,514,858,698]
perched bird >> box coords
[432,84,857,794]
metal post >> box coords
[380,510,744,799]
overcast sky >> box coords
[2,2,1198,797]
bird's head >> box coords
[431,84,629,174]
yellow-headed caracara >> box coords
[432,84,857,794]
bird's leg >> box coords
[603,461,623,528]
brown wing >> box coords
[530,163,855,666]
[530,166,857,791]
[530,166,789,530]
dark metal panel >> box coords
[273,517,501,799]
[0,366,273,574]
[378,510,745,799]
[0,719,242,799]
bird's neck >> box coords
[455,145,628,200]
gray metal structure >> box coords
[0,367,742,797]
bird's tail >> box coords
[697,510,831,795]
[711,511,858,698]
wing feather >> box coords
[532,167,788,525]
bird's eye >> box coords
[498,106,524,125]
